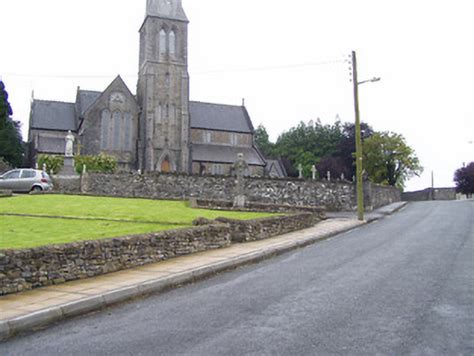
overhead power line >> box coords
[2,58,346,80]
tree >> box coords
[454,162,474,197]
[363,132,423,189]
[336,122,374,179]
[273,119,344,177]
[0,80,24,167]
[254,124,275,157]
[316,156,348,180]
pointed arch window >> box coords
[101,109,111,150]
[112,111,122,150]
[169,30,176,57]
[123,112,133,151]
[159,29,167,56]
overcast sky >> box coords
[1,0,473,191]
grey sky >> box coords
[1,0,473,190]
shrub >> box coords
[37,155,64,175]
[0,157,12,174]
[75,153,117,174]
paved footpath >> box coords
[0,202,406,341]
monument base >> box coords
[57,157,78,177]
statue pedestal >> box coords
[58,157,78,177]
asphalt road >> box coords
[2,201,473,355]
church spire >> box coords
[146,0,188,22]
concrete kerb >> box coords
[0,202,405,341]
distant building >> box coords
[28,0,277,177]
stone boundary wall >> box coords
[192,198,326,215]
[402,188,456,202]
[0,225,230,296]
[80,173,400,211]
[365,183,402,210]
[215,213,320,243]
[0,212,319,296]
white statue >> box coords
[65,130,75,157]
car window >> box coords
[21,170,36,179]
[42,172,51,180]
[3,170,21,179]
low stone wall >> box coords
[0,211,322,296]
[0,225,230,296]
[192,198,326,215]
[80,173,399,211]
[402,188,456,201]
[215,213,320,243]
[51,176,81,194]
[365,183,402,209]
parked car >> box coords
[0,169,54,193]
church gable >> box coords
[79,76,139,170]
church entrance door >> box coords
[161,159,171,173]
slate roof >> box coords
[77,90,101,117]
[30,100,77,132]
[265,159,288,178]
[190,102,254,133]
[146,0,188,22]
[192,144,265,166]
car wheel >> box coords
[31,186,43,193]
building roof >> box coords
[192,144,265,166]
[30,100,77,132]
[77,90,101,117]
[190,102,254,133]
[146,0,188,22]
[265,159,288,178]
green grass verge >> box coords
[0,216,186,250]
[0,195,273,224]
[0,195,277,250]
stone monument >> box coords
[233,153,248,208]
[298,164,303,179]
[58,130,78,177]
[311,165,317,180]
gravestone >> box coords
[311,165,317,180]
[233,153,248,208]
[298,164,303,179]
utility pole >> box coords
[352,51,364,221]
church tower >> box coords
[137,0,190,172]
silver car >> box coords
[0,169,54,192]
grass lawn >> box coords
[0,195,276,250]
[0,216,184,250]
[0,195,272,224]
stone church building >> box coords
[28,0,282,177]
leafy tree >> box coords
[0,81,24,167]
[337,122,374,179]
[363,132,423,189]
[454,162,474,197]
[316,156,348,180]
[254,124,275,157]
[274,119,344,177]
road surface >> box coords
[2,200,473,355]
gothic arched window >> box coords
[159,29,167,56]
[101,109,111,150]
[123,112,133,151]
[112,110,122,150]
[169,30,176,57]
